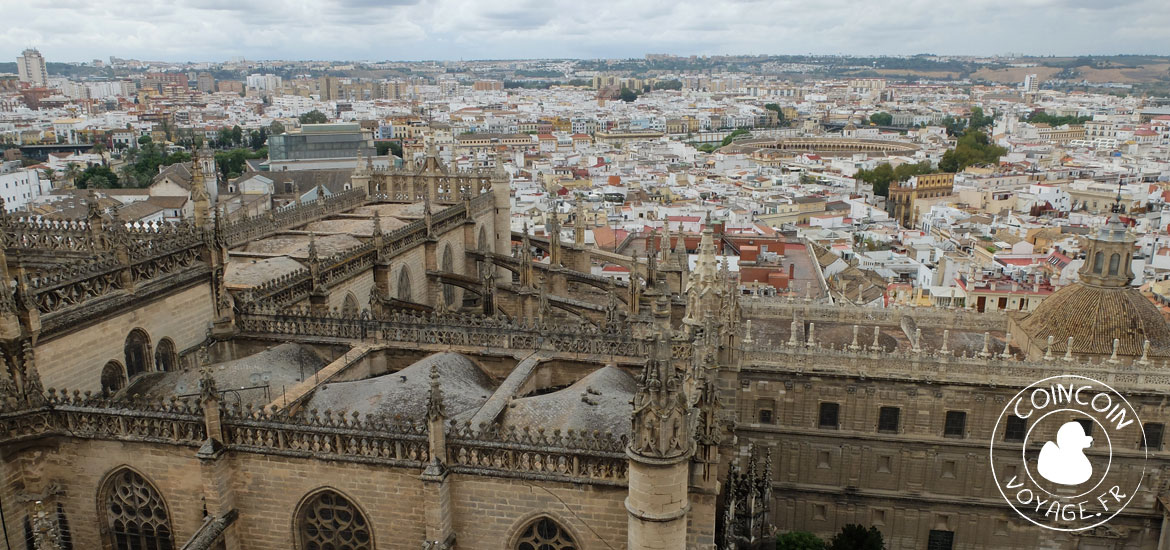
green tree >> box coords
[1024,111,1091,126]
[827,524,885,550]
[969,106,994,131]
[721,128,751,146]
[76,165,120,189]
[941,116,967,137]
[765,103,788,127]
[653,79,683,91]
[869,112,893,126]
[63,163,82,186]
[299,110,328,124]
[214,147,267,180]
[376,141,403,157]
[619,88,638,103]
[137,135,153,146]
[230,125,243,147]
[939,130,1006,172]
[855,163,896,197]
[776,531,826,550]
[269,121,286,135]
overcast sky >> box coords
[4,0,1169,63]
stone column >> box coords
[196,371,240,549]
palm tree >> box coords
[64,163,82,188]
[40,168,55,187]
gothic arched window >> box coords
[101,361,127,396]
[441,245,456,308]
[100,469,173,550]
[296,490,372,550]
[515,517,576,550]
[478,226,490,252]
[342,292,359,316]
[1109,253,1121,276]
[397,267,412,302]
[1093,251,1104,274]
[154,338,177,373]
[124,329,152,379]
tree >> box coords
[765,103,787,127]
[269,121,286,135]
[76,165,120,189]
[376,141,403,157]
[63,163,82,186]
[777,531,826,550]
[869,112,893,126]
[855,163,895,197]
[940,116,967,137]
[827,524,885,550]
[137,135,153,146]
[299,110,328,124]
[721,128,751,147]
[653,79,683,91]
[619,88,638,103]
[40,168,55,186]
[939,130,1006,172]
[230,125,243,147]
[969,106,994,131]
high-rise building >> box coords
[17,48,49,87]
[1022,73,1039,93]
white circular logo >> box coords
[990,375,1146,531]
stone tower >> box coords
[627,331,696,550]
[191,157,211,229]
[197,143,218,204]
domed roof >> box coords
[1016,283,1170,357]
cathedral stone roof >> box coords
[464,366,636,437]
[305,352,494,421]
[1016,283,1170,357]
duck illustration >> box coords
[1038,421,1094,486]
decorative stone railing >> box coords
[221,406,431,466]
[742,297,1008,332]
[0,393,628,485]
[219,189,367,248]
[742,340,1170,394]
[236,307,646,357]
[232,195,489,310]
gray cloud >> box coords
[2,0,1168,62]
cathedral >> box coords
[0,152,1167,550]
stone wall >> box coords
[35,282,216,391]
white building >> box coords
[17,49,48,87]
[0,161,50,211]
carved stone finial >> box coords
[912,328,922,354]
[199,366,218,403]
[978,332,991,358]
[1044,335,1054,361]
[849,325,860,351]
[871,326,880,351]
[742,319,753,346]
[1063,336,1074,362]
[940,329,950,354]
[426,364,445,421]
[787,320,799,347]
[1139,340,1150,366]
[805,322,816,348]
[1108,338,1120,364]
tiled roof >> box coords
[1017,283,1170,357]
